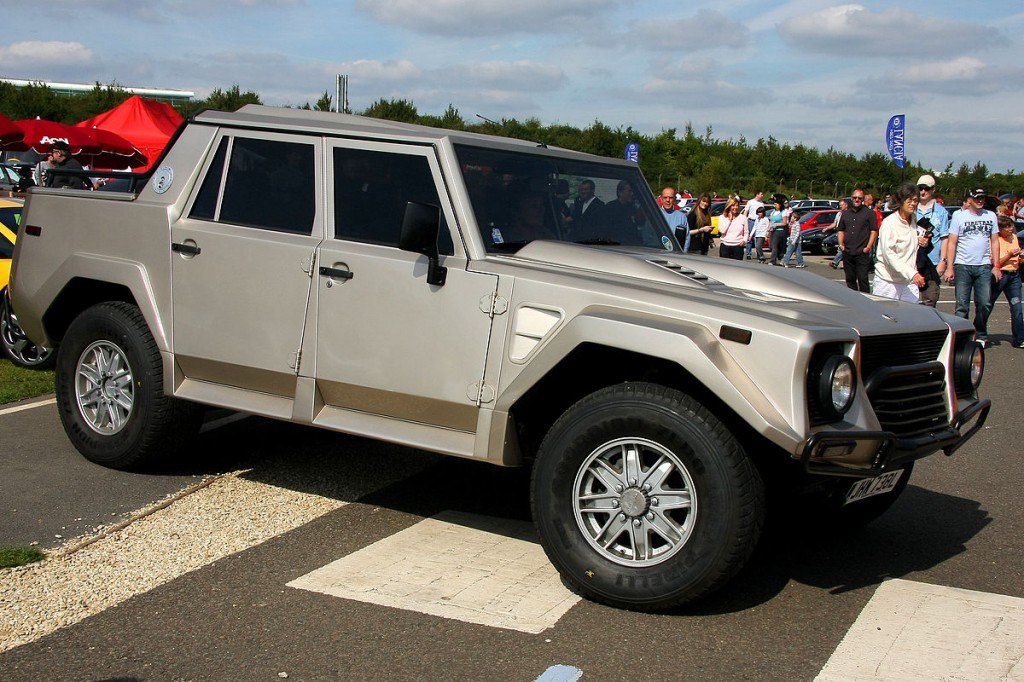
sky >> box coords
[3,0,1023,174]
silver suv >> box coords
[10,106,990,611]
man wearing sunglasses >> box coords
[943,187,1001,348]
[915,174,949,306]
[836,188,878,292]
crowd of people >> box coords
[657,178,1023,350]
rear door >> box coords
[171,132,323,399]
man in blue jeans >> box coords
[941,187,1001,348]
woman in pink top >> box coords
[718,201,749,260]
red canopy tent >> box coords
[76,95,184,173]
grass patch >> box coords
[0,359,55,404]
[0,546,46,568]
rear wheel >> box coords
[55,302,201,469]
[531,382,765,611]
[0,287,55,369]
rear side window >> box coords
[0,232,13,259]
[189,136,316,235]
[333,147,451,253]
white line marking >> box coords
[816,579,1024,681]
[0,397,56,416]
[289,511,582,634]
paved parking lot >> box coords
[2,257,1022,680]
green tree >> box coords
[202,84,262,113]
[361,98,418,122]
[314,91,333,112]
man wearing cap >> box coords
[44,140,89,190]
[915,174,949,306]
[943,188,1001,348]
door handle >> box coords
[171,242,201,256]
[319,266,354,280]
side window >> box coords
[333,147,452,254]
[0,233,13,259]
[189,137,228,221]
[189,136,316,235]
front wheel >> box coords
[531,382,765,611]
[55,302,201,469]
[0,287,55,369]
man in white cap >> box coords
[915,174,949,306]
[943,187,1001,348]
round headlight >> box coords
[969,343,985,388]
[954,339,985,393]
[818,355,857,419]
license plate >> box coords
[844,469,904,505]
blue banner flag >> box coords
[624,141,640,163]
[886,114,906,169]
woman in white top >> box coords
[873,183,925,303]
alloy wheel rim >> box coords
[572,437,697,567]
[75,340,135,435]
[0,291,52,365]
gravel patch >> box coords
[0,444,437,653]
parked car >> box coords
[0,198,54,368]
[795,210,839,254]
[791,199,839,211]
[822,231,839,256]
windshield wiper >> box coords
[574,238,622,246]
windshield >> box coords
[454,145,681,254]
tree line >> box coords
[2,81,1017,200]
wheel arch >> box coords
[497,310,798,466]
[42,277,141,349]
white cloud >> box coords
[440,61,564,91]
[353,0,618,35]
[779,4,993,58]
[0,41,94,67]
[629,9,751,52]
[897,56,985,82]
[334,59,422,82]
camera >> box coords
[917,216,934,235]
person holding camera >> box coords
[915,215,942,306]
[872,183,925,303]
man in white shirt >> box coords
[942,187,1001,347]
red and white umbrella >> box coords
[0,112,25,148]
[11,117,101,155]
[76,125,147,169]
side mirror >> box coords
[400,201,447,286]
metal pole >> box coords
[335,75,341,113]
[342,75,349,114]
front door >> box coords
[312,139,496,436]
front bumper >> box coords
[799,398,991,479]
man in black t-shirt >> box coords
[44,141,89,190]
[837,188,878,292]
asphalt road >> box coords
[1,255,1022,681]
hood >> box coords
[509,241,950,337]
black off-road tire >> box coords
[531,382,765,611]
[54,302,202,470]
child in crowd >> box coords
[752,206,770,262]
[782,212,806,267]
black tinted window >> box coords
[218,138,315,235]
[333,147,450,253]
[189,137,228,220]
[0,232,13,259]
